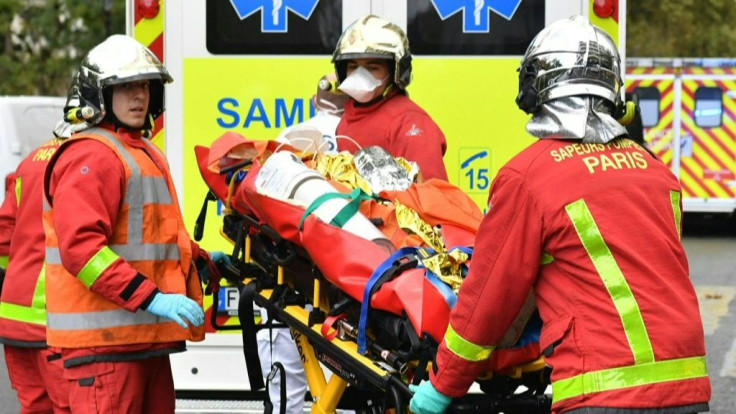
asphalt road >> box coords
[0,214,734,413]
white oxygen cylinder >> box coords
[255,151,394,253]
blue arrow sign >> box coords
[431,0,522,33]
[230,0,320,33]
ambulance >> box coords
[0,96,65,202]
[126,0,626,402]
[626,58,736,213]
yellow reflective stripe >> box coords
[0,256,8,268]
[14,176,21,206]
[0,264,46,325]
[0,302,46,325]
[670,190,682,239]
[444,323,495,362]
[31,264,46,312]
[565,200,654,364]
[553,356,708,403]
[541,252,554,265]
[78,247,119,287]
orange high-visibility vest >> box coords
[43,127,204,348]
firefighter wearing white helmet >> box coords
[410,16,710,414]
[42,35,230,413]
[333,15,448,181]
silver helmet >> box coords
[74,34,172,126]
[332,15,412,89]
[516,15,623,114]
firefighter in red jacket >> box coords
[333,15,448,181]
[42,35,222,413]
[0,138,71,413]
[410,16,711,414]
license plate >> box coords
[217,287,240,315]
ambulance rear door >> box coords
[626,59,682,182]
[678,60,736,213]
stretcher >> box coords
[194,132,552,414]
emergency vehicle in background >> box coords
[126,0,625,399]
[0,97,65,201]
[626,58,736,213]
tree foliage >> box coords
[1,1,736,96]
[627,0,736,57]
[0,0,125,96]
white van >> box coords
[0,96,65,202]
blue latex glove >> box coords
[199,251,232,284]
[409,381,452,414]
[210,251,232,267]
[146,293,204,328]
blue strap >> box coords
[424,269,458,309]
[515,312,542,347]
[358,247,421,354]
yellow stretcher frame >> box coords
[211,180,551,413]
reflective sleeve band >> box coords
[553,356,708,403]
[77,247,120,287]
[15,177,21,206]
[0,256,8,268]
[670,190,682,238]
[444,323,495,362]
[566,199,654,365]
[541,252,554,265]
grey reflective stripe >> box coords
[47,244,178,265]
[47,308,169,330]
[87,128,144,246]
[141,138,167,159]
[142,176,172,204]
[45,247,61,265]
[110,243,180,262]
[83,128,176,260]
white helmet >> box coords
[74,35,172,127]
[332,15,412,89]
[516,16,623,115]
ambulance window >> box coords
[407,0,545,55]
[633,87,660,127]
[694,87,723,128]
[206,0,342,54]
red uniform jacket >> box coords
[337,90,448,181]
[431,138,710,413]
[0,139,63,346]
[0,174,16,261]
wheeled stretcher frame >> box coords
[201,205,551,414]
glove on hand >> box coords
[198,251,232,284]
[409,381,452,414]
[146,293,204,329]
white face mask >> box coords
[338,66,387,103]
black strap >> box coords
[263,361,287,414]
[238,282,265,390]
[193,190,217,242]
